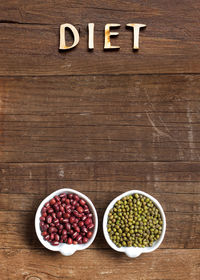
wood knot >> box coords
[26,276,42,280]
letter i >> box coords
[88,23,94,50]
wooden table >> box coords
[0,1,200,279]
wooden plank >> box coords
[0,160,200,249]
[0,210,199,249]
[0,249,199,280]
[1,75,200,162]
[0,0,199,75]
[2,161,200,188]
[1,188,200,213]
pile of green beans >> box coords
[107,193,163,248]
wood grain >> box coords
[1,75,200,163]
[0,249,199,280]
[0,0,200,279]
[0,0,199,75]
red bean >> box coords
[62,229,67,236]
[59,205,65,212]
[65,199,70,204]
[87,231,93,239]
[53,218,59,224]
[59,193,66,198]
[72,200,77,206]
[54,205,60,212]
[68,237,73,244]
[40,192,94,247]
[55,222,60,228]
[49,226,57,233]
[46,215,52,224]
[45,202,50,208]
[73,194,80,201]
[85,218,92,226]
[59,224,64,230]
[42,212,47,218]
[84,208,90,214]
[52,213,56,219]
[87,223,95,230]
[76,235,82,242]
[55,195,60,202]
[79,199,86,206]
[50,198,56,205]
[65,223,71,232]
[62,235,67,242]
[57,211,62,218]
[61,197,66,203]
[40,221,44,227]
[81,226,88,234]
[50,233,55,240]
[72,232,79,239]
[63,213,70,219]
[47,208,54,214]
[69,216,75,224]
[73,210,79,217]
[65,204,71,210]
[77,206,84,213]
[82,215,87,221]
[83,237,88,243]
[74,226,80,233]
[78,221,84,227]
[51,241,59,246]
[44,235,50,241]
[55,234,60,241]
[63,218,69,223]
[42,207,47,213]
[42,224,49,231]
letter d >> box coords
[59,23,80,50]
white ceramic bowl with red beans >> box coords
[35,188,98,256]
[103,190,166,258]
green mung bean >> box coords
[107,193,163,248]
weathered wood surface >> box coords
[1,249,199,280]
[0,0,200,279]
[0,0,199,75]
[1,75,200,163]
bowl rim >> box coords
[35,188,98,254]
[103,190,166,255]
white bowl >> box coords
[35,188,98,256]
[103,190,166,258]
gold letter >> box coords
[104,23,120,49]
[126,23,146,50]
[88,23,94,50]
[59,23,80,50]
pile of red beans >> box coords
[40,193,94,246]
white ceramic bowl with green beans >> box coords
[103,190,166,258]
